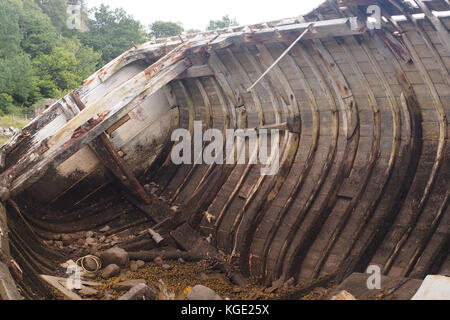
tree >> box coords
[206,15,238,31]
[149,21,184,39]
[19,10,58,58]
[78,5,147,67]
[186,28,201,35]
[0,1,22,58]
[37,0,67,32]
[32,38,100,98]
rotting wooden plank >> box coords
[208,51,243,108]
[383,15,447,278]
[275,43,340,282]
[176,64,214,79]
[255,44,301,132]
[92,133,152,205]
[311,38,381,279]
[47,57,191,150]
[413,0,450,54]
[259,44,322,281]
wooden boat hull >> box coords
[0,0,449,299]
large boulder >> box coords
[99,247,129,267]
[119,283,157,300]
[101,264,120,279]
[187,285,222,300]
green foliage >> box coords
[0,1,22,57]
[37,0,68,32]
[186,29,201,35]
[206,15,239,31]
[0,55,34,109]
[78,4,147,66]
[149,21,184,39]
[19,9,58,58]
[32,38,100,98]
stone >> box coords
[77,239,85,246]
[86,237,95,245]
[162,264,172,271]
[187,285,223,301]
[130,261,138,272]
[0,187,10,202]
[154,257,163,265]
[78,286,98,297]
[99,226,111,233]
[331,290,357,300]
[86,231,94,238]
[101,264,120,279]
[102,293,114,300]
[112,279,147,292]
[61,234,72,245]
[178,258,186,264]
[99,246,129,267]
[119,283,156,300]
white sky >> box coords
[85,0,325,31]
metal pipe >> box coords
[247,24,312,92]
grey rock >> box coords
[101,264,120,279]
[136,260,145,268]
[154,257,163,265]
[0,187,10,202]
[78,286,98,297]
[112,279,146,292]
[99,246,129,267]
[86,231,94,238]
[162,264,172,271]
[61,234,72,245]
[130,261,138,272]
[99,226,111,233]
[86,237,95,245]
[187,285,223,301]
[119,283,156,300]
[102,293,114,300]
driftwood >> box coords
[128,249,204,262]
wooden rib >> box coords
[311,38,380,279]
[208,51,243,108]
[224,45,289,262]
[287,38,360,281]
[261,44,321,280]
[334,32,414,281]
[206,48,265,229]
[382,16,447,276]
[169,81,205,203]
[275,43,340,280]
[239,43,303,277]
[210,45,283,233]
[413,0,450,54]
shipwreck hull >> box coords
[0,0,449,299]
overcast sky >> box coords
[85,0,325,31]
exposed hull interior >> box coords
[0,0,449,299]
